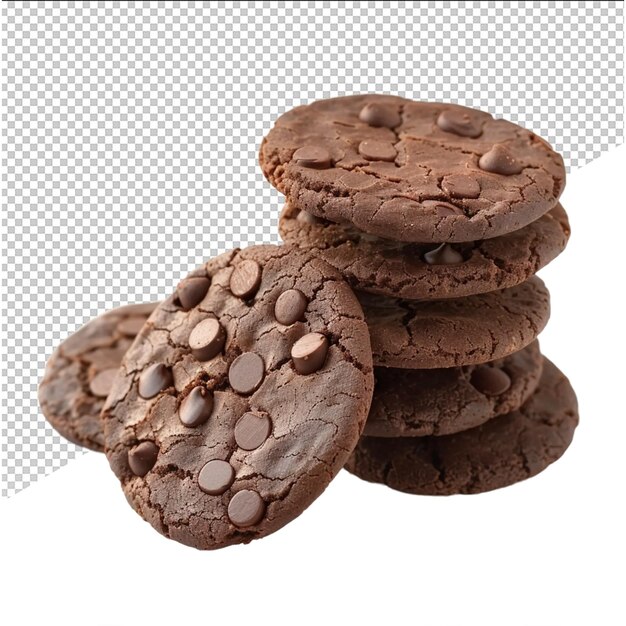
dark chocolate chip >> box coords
[436,109,483,137]
[470,366,512,396]
[117,316,148,336]
[293,146,331,169]
[234,412,272,451]
[179,386,214,427]
[175,276,211,311]
[228,352,265,395]
[189,317,226,361]
[274,289,308,325]
[128,441,159,477]
[291,332,329,375]
[89,367,118,398]
[423,243,464,265]
[422,200,464,217]
[138,363,173,399]
[479,144,524,175]
[198,459,235,495]
[358,102,401,128]
[230,259,262,299]
[358,140,397,162]
[227,490,265,527]
[441,174,481,199]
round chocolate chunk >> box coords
[293,146,331,169]
[358,101,401,128]
[358,140,397,162]
[230,259,262,299]
[198,459,235,495]
[441,173,481,199]
[228,352,265,394]
[102,245,374,550]
[88,367,118,398]
[234,412,272,451]
[347,358,578,495]
[470,365,512,396]
[175,276,211,311]
[179,386,214,427]
[291,332,329,375]
[138,363,173,399]
[479,144,524,175]
[279,202,570,301]
[189,317,226,361]
[274,288,308,325]
[423,243,464,265]
[128,441,159,477]
[38,302,158,452]
[436,108,483,137]
[227,490,265,527]
[260,95,565,242]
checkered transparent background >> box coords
[2,2,623,497]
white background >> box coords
[1,145,624,626]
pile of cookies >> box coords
[39,95,578,550]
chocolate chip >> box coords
[175,276,211,311]
[229,352,265,395]
[291,332,329,375]
[189,317,226,361]
[296,210,321,225]
[293,146,331,169]
[479,144,524,175]
[470,366,512,396]
[179,386,214,427]
[436,109,483,137]
[441,174,481,199]
[358,140,397,162]
[89,367,118,398]
[128,441,159,477]
[423,243,464,265]
[234,412,272,451]
[230,259,262,299]
[138,363,173,399]
[198,459,235,495]
[117,316,148,336]
[274,289,308,325]
[422,200,464,217]
[227,490,265,527]
[358,102,401,128]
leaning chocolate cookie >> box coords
[260,95,565,243]
[346,358,578,495]
[38,303,157,451]
[102,245,374,550]
[361,275,550,369]
[279,202,570,300]
[364,341,542,437]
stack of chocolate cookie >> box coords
[260,95,578,496]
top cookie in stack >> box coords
[260,95,568,300]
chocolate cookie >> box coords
[346,358,578,495]
[365,340,542,437]
[102,245,374,550]
[361,275,550,369]
[279,202,570,300]
[38,302,157,451]
[260,95,565,243]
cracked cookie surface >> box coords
[365,341,542,437]
[260,95,565,243]
[346,357,578,495]
[102,245,374,550]
[279,202,569,300]
[38,302,157,451]
[361,275,550,369]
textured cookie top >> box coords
[365,340,542,437]
[280,202,570,300]
[38,302,157,451]
[360,276,550,368]
[260,95,565,243]
[102,245,374,550]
